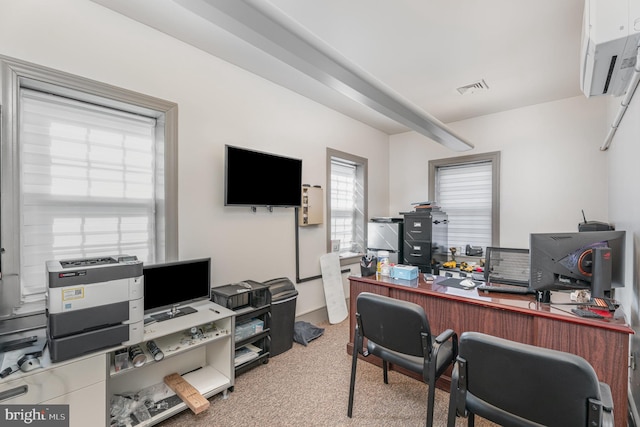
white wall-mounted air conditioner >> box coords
[581,0,640,97]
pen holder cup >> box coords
[360,256,378,277]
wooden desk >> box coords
[348,274,633,427]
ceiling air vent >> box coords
[456,79,489,95]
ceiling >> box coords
[91,0,586,147]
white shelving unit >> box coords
[107,300,235,426]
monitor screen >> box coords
[143,258,211,315]
[224,145,302,207]
[529,230,625,293]
[484,247,530,287]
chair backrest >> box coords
[356,292,431,358]
[456,331,603,427]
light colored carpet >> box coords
[157,319,497,427]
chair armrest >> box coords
[598,382,614,411]
[435,328,459,358]
[598,382,615,427]
[435,329,456,344]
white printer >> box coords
[46,255,144,362]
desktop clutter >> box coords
[361,222,625,322]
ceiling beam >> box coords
[175,0,474,151]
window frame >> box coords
[326,148,367,265]
[428,151,500,248]
[0,55,178,314]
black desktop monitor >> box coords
[143,257,211,321]
[529,230,625,297]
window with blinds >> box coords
[435,162,492,251]
[330,159,357,252]
[430,152,500,253]
[327,149,367,259]
[19,89,159,300]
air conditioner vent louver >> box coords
[456,79,489,95]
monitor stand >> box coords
[150,305,197,322]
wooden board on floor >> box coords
[164,372,210,414]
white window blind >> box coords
[330,159,357,252]
[19,89,157,300]
[435,161,492,252]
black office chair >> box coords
[447,331,614,427]
[348,292,458,427]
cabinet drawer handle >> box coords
[0,385,28,402]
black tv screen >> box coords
[143,258,211,315]
[225,145,302,207]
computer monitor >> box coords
[143,257,211,321]
[529,230,625,298]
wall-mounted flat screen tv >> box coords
[224,145,302,207]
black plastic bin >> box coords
[263,277,298,357]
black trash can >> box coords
[263,277,298,357]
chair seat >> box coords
[368,338,455,378]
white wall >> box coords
[608,88,640,324]
[0,0,391,317]
[606,70,640,419]
[389,95,611,248]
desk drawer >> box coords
[0,353,106,404]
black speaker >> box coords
[591,247,612,298]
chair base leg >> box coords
[347,340,359,417]
[426,380,436,427]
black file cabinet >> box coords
[403,210,448,273]
[211,281,271,376]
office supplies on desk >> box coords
[390,264,419,280]
[459,279,477,289]
[360,254,377,276]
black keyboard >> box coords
[476,284,535,295]
[571,308,604,319]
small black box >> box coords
[211,281,270,310]
[578,221,614,232]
